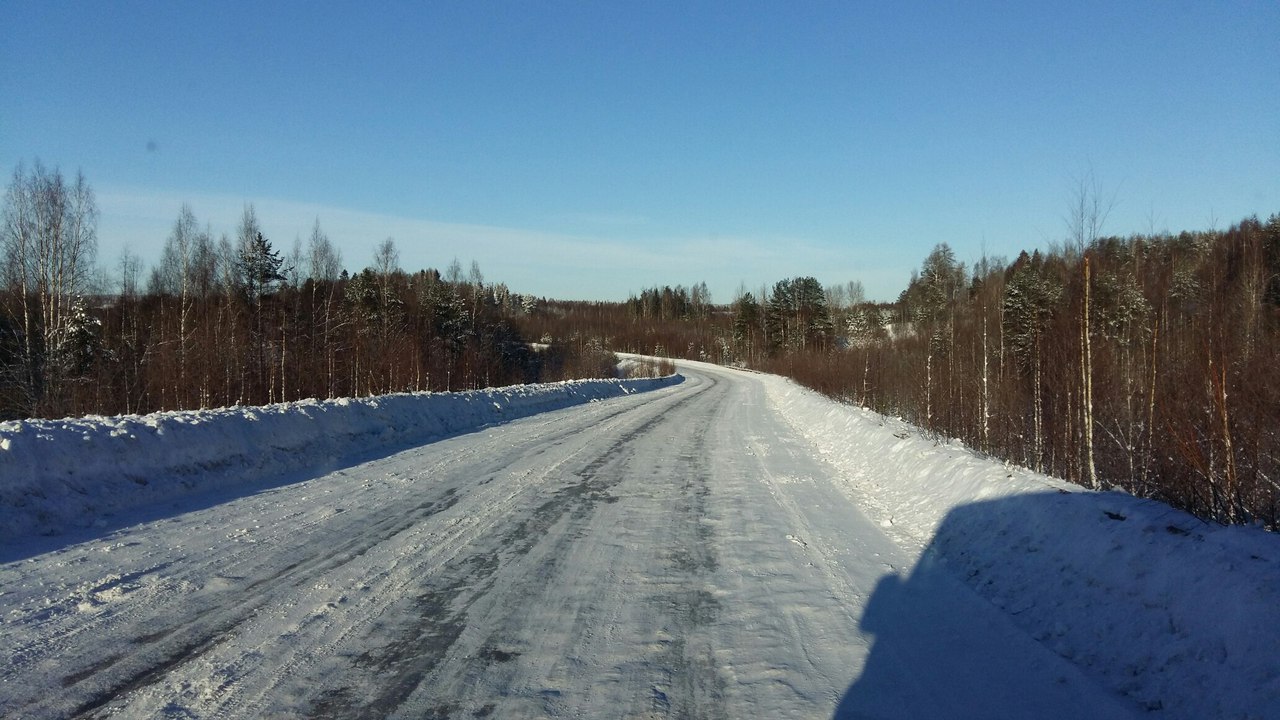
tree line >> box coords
[769,214,1280,528]
[755,218,1279,528]
[525,217,1280,529]
[0,162,613,419]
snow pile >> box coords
[757,368,1280,719]
[615,356,647,377]
[0,375,681,544]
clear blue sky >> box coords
[3,1,1277,302]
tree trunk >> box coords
[1082,257,1098,489]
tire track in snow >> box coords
[305,374,722,718]
[1,379,690,719]
[352,373,734,718]
[66,492,465,718]
[160,382,701,720]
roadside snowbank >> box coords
[748,364,1280,720]
[0,376,681,544]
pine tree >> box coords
[54,296,101,380]
[1263,214,1280,307]
[906,243,965,429]
[731,292,761,363]
[1003,251,1062,470]
[765,277,831,354]
[846,306,885,348]
[237,231,286,304]
[235,228,287,401]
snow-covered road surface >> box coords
[4,364,1147,718]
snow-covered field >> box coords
[1,362,1276,718]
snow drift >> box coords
[753,365,1280,720]
[0,375,682,544]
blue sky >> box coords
[3,1,1277,302]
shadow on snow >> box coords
[832,492,1160,720]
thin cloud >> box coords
[95,187,854,301]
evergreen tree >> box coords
[766,277,831,354]
[1264,214,1280,307]
[1002,250,1062,470]
[418,275,469,355]
[731,292,761,362]
[234,223,287,400]
[54,296,102,379]
[237,231,286,304]
[1003,251,1061,369]
[845,306,886,348]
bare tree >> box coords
[0,162,99,416]
[370,238,404,391]
[1065,172,1116,490]
[307,219,343,396]
[372,237,401,331]
[117,246,142,299]
[307,219,342,282]
[690,281,711,319]
[445,258,464,285]
[1065,170,1117,257]
[285,235,305,289]
[373,237,400,277]
[467,260,487,332]
[149,205,204,408]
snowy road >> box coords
[1,364,1138,719]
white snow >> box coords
[1,361,1278,719]
[740,359,1280,719]
[0,375,680,546]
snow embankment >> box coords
[0,376,682,544]
[760,372,1280,720]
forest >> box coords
[3,161,1278,527]
[520,217,1280,529]
[0,163,627,421]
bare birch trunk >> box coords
[1082,257,1098,489]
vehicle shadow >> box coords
[833,492,1148,720]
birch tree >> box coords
[1066,173,1115,489]
[150,205,208,407]
[307,219,343,397]
[0,162,99,416]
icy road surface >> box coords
[0,364,1138,719]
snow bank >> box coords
[757,369,1280,719]
[0,376,682,544]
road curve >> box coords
[0,363,1136,719]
